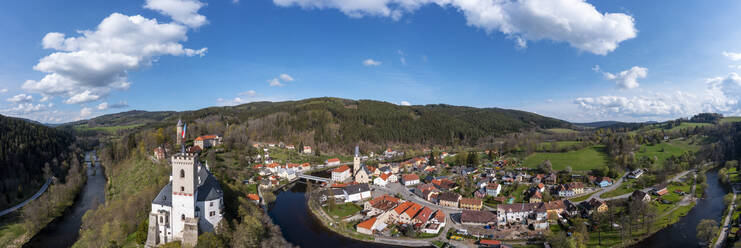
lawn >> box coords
[546,128,579,134]
[601,180,637,198]
[665,122,713,132]
[721,116,741,124]
[635,142,693,166]
[537,141,581,151]
[570,191,597,202]
[523,145,608,171]
[324,203,362,219]
[504,184,530,203]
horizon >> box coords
[2,0,741,123]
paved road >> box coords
[0,178,52,217]
[578,170,693,203]
[714,191,737,248]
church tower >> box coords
[176,119,183,146]
[353,146,360,174]
[171,153,198,243]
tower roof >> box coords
[177,118,183,126]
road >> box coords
[577,170,693,203]
[0,178,52,217]
[714,190,738,248]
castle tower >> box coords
[353,146,360,175]
[176,119,183,146]
[171,153,198,242]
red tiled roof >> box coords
[460,197,482,206]
[413,207,434,222]
[402,203,423,217]
[247,194,259,201]
[402,174,419,182]
[195,134,219,141]
[333,165,350,173]
[379,173,390,180]
[357,217,377,230]
[480,239,501,245]
[393,201,414,215]
[327,158,341,163]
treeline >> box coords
[0,114,75,209]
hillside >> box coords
[66,97,572,149]
[0,114,75,209]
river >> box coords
[634,169,728,247]
[24,151,107,248]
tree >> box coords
[428,152,437,166]
[196,232,226,248]
[539,160,553,174]
[696,219,719,244]
[467,152,478,166]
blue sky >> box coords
[1,0,741,123]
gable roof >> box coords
[393,201,414,215]
[195,134,219,141]
[333,165,350,173]
[357,217,377,230]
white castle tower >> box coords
[171,154,199,244]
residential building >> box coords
[529,190,542,203]
[374,173,391,187]
[652,184,668,196]
[194,135,222,149]
[460,198,483,210]
[588,198,608,213]
[398,203,423,224]
[486,183,502,197]
[154,147,167,160]
[343,184,371,202]
[388,201,414,223]
[544,173,558,185]
[357,217,381,235]
[628,169,645,179]
[412,207,434,224]
[438,192,461,208]
[461,210,497,226]
[364,195,401,217]
[303,146,312,154]
[331,165,351,182]
[422,210,446,234]
[631,190,651,203]
[402,174,421,186]
[354,166,371,184]
[597,177,613,188]
[326,158,341,166]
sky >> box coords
[1,0,741,123]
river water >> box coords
[634,169,728,247]
[25,151,106,248]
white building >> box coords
[194,135,222,149]
[344,184,372,202]
[146,153,224,247]
[331,165,352,182]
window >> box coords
[210,202,213,207]
[181,186,185,192]
[210,211,215,216]
[180,169,185,178]
[160,216,163,223]
[181,214,185,220]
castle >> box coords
[145,121,224,247]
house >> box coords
[544,173,558,185]
[652,184,668,196]
[529,190,543,203]
[247,194,260,204]
[438,192,462,208]
[194,135,222,149]
[412,207,434,224]
[631,190,651,203]
[460,198,483,210]
[299,163,311,171]
[557,182,585,197]
[432,178,456,191]
[597,177,614,188]
[398,203,423,224]
[303,146,312,154]
[374,173,391,187]
[628,169,645,179]
[496,203,539,226]
[588,198,608,213]
[357,217,382,235]
[343,184,372,202]
[486,183,502,197]
[154,147,167,160]
[331,165,352,182]
[479,239,502,248]
[460,210,497,226]
[536,183,546,193]
[415,183,440,202]
[364,194,400,217]
[388,201,414,223]
[541,200,566,218]
[402,174,421,186]
[326,158,341,166]
[422,210,446,234]
[286,144,295,150]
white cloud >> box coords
[144,0,207,28]
[39,95,50,102]
[273,0,637,55]
[7,103,52,114]
[574,73,741,119]
[592,65,600,72]
[23,12,206,104]
[6,94,33,103]
[279,73,295,82]
[239,90,257,97]
[97,102,109,110]
[79,107,93,118]
[400,100,411,106]
[268,78,284,87]
[0,89,7,93]
[602,66,647,89]
[397,49,406,65]
[363,59,382,66]
[98,101,130,110]
[723,51,741,61]
[64,90,101,104]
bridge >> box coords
[297,173,332,183]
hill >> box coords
[65,97,572,149]
[0,114,75,209]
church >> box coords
[145,121,224,247]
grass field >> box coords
[635,142,693,166]
[721,117,741,124]
[523,145,608,171]
[324,203,362,220]
[537,141,581,151]
[546,128,579,134]
[634,122,714,134]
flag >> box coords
[182,123,187,139]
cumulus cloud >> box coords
[79,107,93,119]
[97,101,129,110]
[574,73,741,119]
[723,51,741,61]
[144,0,208,28]
[279,74,295,82]
[22,12,206,105]
[602,66,647,89]
[6,94,33,103]
[363,59,382,66]
[268,78,284,87]
[273,0,637,55]
[400,100,411,106]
